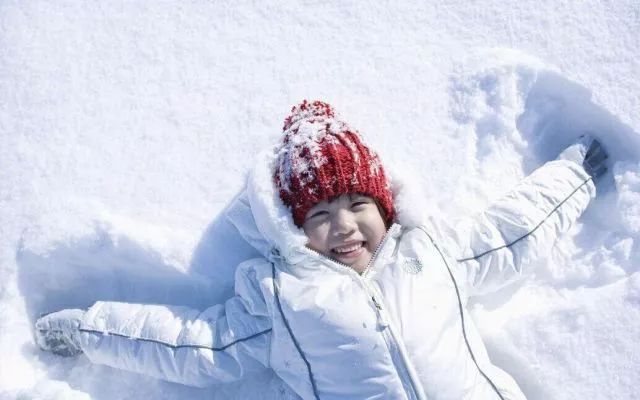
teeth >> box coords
[333,242,363,254]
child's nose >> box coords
[332,210,357,236]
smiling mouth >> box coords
[332,241,365,257]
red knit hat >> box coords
[274,100,394,227]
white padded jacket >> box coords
[77,150,595,400]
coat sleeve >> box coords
[77,260,273,387]
[431,159,596,297]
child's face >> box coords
[302,194,387,273]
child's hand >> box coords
[35,309,85,357]
[558,134,608,180]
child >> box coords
[36,100,607,399]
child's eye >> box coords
[351,201,369,209]
[308,210,329,220]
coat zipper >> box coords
[300,224,426,400]
[361,278,425,400]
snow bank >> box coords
[447,50,640,399]
[1,1,638,399]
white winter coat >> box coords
[77,149,595,400]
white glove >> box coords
[558,134,608,180]
[35,309,85,357]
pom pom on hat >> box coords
[274,100,394,227]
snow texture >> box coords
[1,1,639,399]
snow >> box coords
[1,1,638,399]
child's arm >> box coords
[35,261,272,387]
[452,136,606,296]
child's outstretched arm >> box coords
[455,135,607,296]
[35,261,273,387]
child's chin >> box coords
[346,256,371,274]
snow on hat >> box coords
[274,100,394,227]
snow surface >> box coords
[1,1,639,399]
